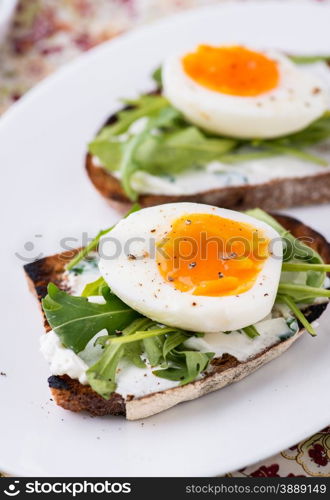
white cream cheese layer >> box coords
[125,147,330,196]
[40,331,89,385]
[184,317,297,362]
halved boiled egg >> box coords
[162,45,328,138]
[98,203,282,332]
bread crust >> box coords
[48,375,126,417]
[24,215,330,419]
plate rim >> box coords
[1,0,329,129]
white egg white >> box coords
[162,47,328,139]
[98,203,283,333]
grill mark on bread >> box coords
[48,375,126,416]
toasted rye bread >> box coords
[24,214,330,420]
[85,100,330,212]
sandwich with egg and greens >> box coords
[25,203,330,419]
[87,45,330,211]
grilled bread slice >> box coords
[24,214,330,420]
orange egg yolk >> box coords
[182,45,279,97]
[157,213,269,297]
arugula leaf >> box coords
[104,326,178,345]
[151,330,213,385]
[121,317,154,369]
[240,113,330,166]
[154,350,214,385]
[120,107,181,200]
[162,331,189,359]
[81,276,107,297]
[247,208,327,303]
[87,342,124,398]
[242,325,259,339]
[66,228,112,272]
[282,262,330,272]
[89,139,122,172]
[246,208,324,264]
[88,95,169,172]
[260,143,328,166]
[152,66,162,87]
[217,150,279,164]
[257,112,330,156]
[143,334,164,367]
[277,295,317,337]
[42,283,139,353]
[134,126,236,175]
[119,107,235,199]
[93,95,169,139]
[181,351,214,385]
[152,365,187,382]
[125,340,146,369]
[283,111,330,147]
[86,318,155,397]
[277,283,330,299]
[248,209,329,336]
[290,54,330,64]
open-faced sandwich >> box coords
[86,45,330,210]
[25,203,330,420]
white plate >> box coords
[1,1,330,477]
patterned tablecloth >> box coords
[0,0,329,478]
